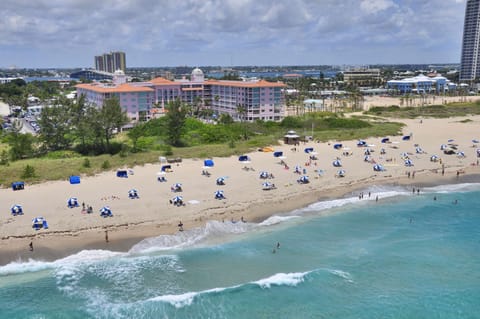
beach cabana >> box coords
[12,181,24,191]
[381,137,390,144]
[404,159,414,167]
[69,175,81,184]
[238,155,251,163]
[32,217,48,230]
[100,206,113,218]
[170,196,184,207]
[203,159,214,169]
[283,130,300,145]
[67,197,79,208]
[161,165,172,172]
[334,143,343,150]
[297,175,310,184]
[128,189,139,199]
[373,164,385,172]
[116,170,128,178]
[336,170,346,178]
[332,159,342,167]
[214,190,225,200]
[11,204,23,216]
[402,135,411,141]
[216,177,226,185]
[171,183,182,192]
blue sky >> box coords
[0,0,467,68]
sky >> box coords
[0,0,468,68]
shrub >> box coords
[21,165,36,178]
[101,160,111,169]
[82,158,91,168]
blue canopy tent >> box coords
[273,151,283,158]
[304,147,314,153]
[373,164,385,172]
[214,190,225,199]
[67,197,79,208]
[32,217,48,230]
[128,189,139,199]
[69,175,81,184]
[381,137,390,143]
[203,159,214,168]
[116,170,128,178]
[100,206,113,218]
[11,204,23,216]
[161,165,172,172]
[332,159,342,167]
[402,135,411,141]
[12,181,24,191]
[238,155,251,163]
[333,143,343,150]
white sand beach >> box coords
[1,115,480,264]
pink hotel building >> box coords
[76,68,286,123]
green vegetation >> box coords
[365,101,480,118]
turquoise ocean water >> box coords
[1,183,479,318]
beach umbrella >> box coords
[332,159,342,167]
[364,155,371,162]
[273,151,286,159]
[216,177,226,185]
[373,164,384,172]
[448,139,455,143]
[440,144,448,150]
[128,189,139,198]
[402,135,411,141]
[262,182,273,190]
[337,170,346,177]
[11,204,23,216]
[298,175,309,184]
[430,155,439,162]
[259,171,269,179]
[472,139,479,144]
[32,217,48,230]
[100,206,113,217]
[67,197,79,208]
[415,147,424,154]
[333,143,343,150]
[357,140,367,147]
[404,159,414,167]
[171,196,183,205]
[457,151,466,158]
[214,190,225,199]
[381,137,390,143]
[477,149,480,157]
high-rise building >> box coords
[94,51,126,73]
[460,0,480,81]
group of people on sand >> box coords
[81,202,93,214]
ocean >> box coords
[1,183,479,318]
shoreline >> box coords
[1,168,476,266]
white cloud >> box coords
[360,0,396,14]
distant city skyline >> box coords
[0,0,467,69]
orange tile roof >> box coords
[76,83,154,93]
[204,79,286,88]
[149,77,176,85]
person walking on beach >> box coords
[178,221,184,232]
[29,241,33,251]
[105,230,109,243]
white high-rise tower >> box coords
[460,0,480,81]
